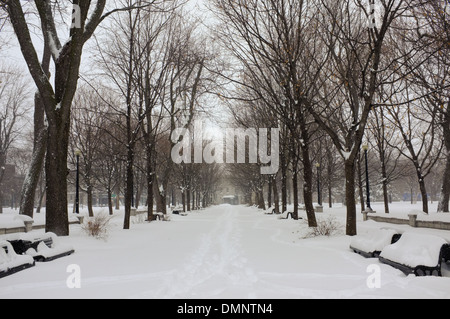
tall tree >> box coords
[1,0,155,235]
[212,0,324,226]
[305,0,408,235]
[0,66,30,213]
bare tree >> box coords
[70,86,111,217]
[306,0,408,235]
[94,0,179,228]
[0,66,30,214]
[1,0,158,235]
[152,15,208,215]
[407,0,450,212]
[367,104,409,213]
[211,0,327,226]
[384,81,443,214]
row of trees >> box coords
[0,0,224,235]
[211,0,449,235]
[0,0,448,237]
[69,85,223,220]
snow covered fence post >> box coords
[408,213,418,228]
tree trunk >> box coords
[115,184,121,210]
[147,180,154,221]
[418,177,429,214]
[45,116,70,236]
[292,168,299,220]
[381,160,390,214]
[20,126,47,218]
[107,187,113,216]
[301,139,317,227]
[438,151,450,213]
[345,160,357,236]
[36,185,45,214]
[257,188,265,210]
[146,156,154,221]
[281,151,287,213]
[357,156,365,212]
[272,175,279,214]
[20,90,48,218]
[123,146,134,230]
[328,184,332,208]
[87,183,94,217]
[154,178,167,215]
[19,18,51,219]
[187,187,191,211]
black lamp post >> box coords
[75,149,81,214]
[362,144,372,211]
[316,162,322,206]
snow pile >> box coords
[13,215,33,223]
[0,243,9,272]
[0,241,34,271]
[0,215,28,229]
[350,228,398,254]
[22,232,75,260]
[380,232,448,267]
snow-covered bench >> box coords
[350,228,402,258]
[0,241,35,278]
[149,212,171,221]
[277,211,293,219]
[378,232,450,276]
[8,233,75,262]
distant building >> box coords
[222,194,239,205]
[215,174,242,205]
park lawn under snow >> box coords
[0,202,450,299]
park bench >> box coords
[378,232,450,277]
[171,206,185,215]
[0,240,35,278]
[277,211,302,220]
[8,233,75,262]
[350,228,402,258]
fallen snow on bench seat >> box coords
[350,228,398,253]
[0,241,34,270]
[25,241,74,259]
[380,232,448,268]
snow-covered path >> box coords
[150,207,258,298]
[1,204,450,299]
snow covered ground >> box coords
[0,202,450,299]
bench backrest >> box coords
[380,232,448,268]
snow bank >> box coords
[13,215,33,223]
[0,241,34,271]
[380,232,448,268]
[0,215,26,230]
[350,228,398,253]
[25,241,74,260]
